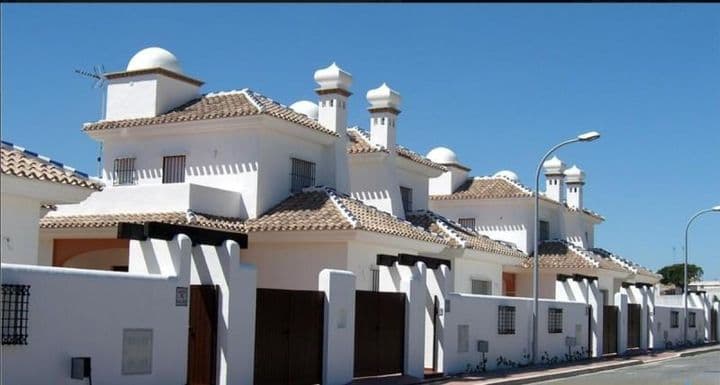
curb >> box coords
[475,360,642,385]
[678,346,720,357]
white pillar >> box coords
[714,302,720,342]
[398,262,427,379]
[588,279,604,357]
[647,286,657,350]
[318,269,356,385]
[702,293,711,342]
[615,292,628,354]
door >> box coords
[603,305,618,354]
[254,289,324,385]
[187,285,219,385]
[354,291,405,377]
[502,273,516,297]
[627,304,641,349]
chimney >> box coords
[564,165,586,209]
[366,83,401,150]
[105,47,202,120]
[427,147,470,195]
[543,156,566,202]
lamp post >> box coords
[683,205,720,344]
[532,131,600,364]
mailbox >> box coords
[71,357,91,380]
[477,340,489,353]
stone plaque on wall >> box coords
[122,329,153,375]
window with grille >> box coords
[458,218,476,230]
[539,220,550,241]
[290,158,315,193]
[498,305,516,335]
[400,186,413,213]
[670,311,679,328]
[162,155,186,184]
[471,279,492,295]
[548,308,563,333]
[113,157,136,185]
[689,312,696,328]
[2,284,30,345]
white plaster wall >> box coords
[347,241,423,291]
[515,271,557,299]
[319,269,356,385]
[454,258,503,295]
[106,76,159,120]
[155,75,199,116]
[63,248,129,270]
[652,305,706,347]
[0,194,41,265]
[349,157,403,217]
[396,167,430,212]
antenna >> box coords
[75,64,108,177]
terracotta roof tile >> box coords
[40,211,244,233]
[1,141,104,191]
[590,247,660,279]
[346,128,446,171]
[430,176,532,200]
[522,240,627,272]
[82,89,337,136]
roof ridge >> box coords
[239,88,265,112]
[301,186,359,229]
[348,126,385,151]
[414,209,466,247]
[547,239,600,268]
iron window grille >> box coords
[670,311,679,328]
[548,307,563,333]
[689,312,696,328]
[458,218,476,230]
[162,155,186,184]
[400,186,413,213]
[539,220,550,241]
[498,305,516,335]
[113,157,136,185]
[2,284,30,345]
[290,158,316,193]
[471,279,492,295]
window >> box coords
[2,284,30,345]
[162,155,186,184]
[471,279,492,295]
[458,218,476,230]
[670,311,679,328]
[113,157,136,185]
[498,305,516,335]
[548,308,563,333]
[400,186,413,213]
[689,312,696,328]
[370,266,380,292]
[290,158,316,193]
[539,220,550,241]
[457,325,469,353]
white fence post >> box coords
[702,292,711,342]
[714,302,720,342]
[399,261,427,379]
[588,279,604,357]
[318,269,356,385]
[647,286,657,350]
[615,292,628,354]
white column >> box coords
[318,269,356,385]
[647,286,657,350]
[615,292,628,354]
[588,279,604,357]
[714,302,720,342]
[702,293,711,342]
[398,261,427,379]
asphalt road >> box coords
[529,352,720,385]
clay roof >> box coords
[590,247,661,279]
[1,140,104,191]
[82,89,337,136]
[244,187,448,245]
[40,211,244,232]
[346,128,446,171]
[406,211,526,258]
[523,240,627,272]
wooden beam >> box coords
[117,222,248,248]
[398,253,451,270]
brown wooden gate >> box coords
[254,288,325,385]
[712,308,718,342]
[354,291,405,378]
[627,304,641,349]
[603,305,618,354]
[187,285,219,385]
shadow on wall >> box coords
[134,162,259,180]
[477,224,526,232]
[351,190,391,201]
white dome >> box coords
[543,155,566,175]
[366,82,401,110]
[127,47,183,74]
[426,147,458,165]
[289,100,319,120]
[564,165,585,183]
[314,62,352,91]
[493,170,519,182]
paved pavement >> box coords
[528,351,720,385]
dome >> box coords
[366,83,401,110]
[564,165,585,183]
[543,155,566,175]
[314,62,352,91]
[426,147,458,165]
[127,47,183,74]
[289,100,319,120]
[493,170,519,182]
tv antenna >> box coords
[75,64,108,178]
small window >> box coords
[113,157,136,185]
[548,308,563,333]
[400,186,413,213]
[670,311,679,328]
[2,284,30,345]
[498,305,516,335]
[471,279,492,295]
[370,266,380,292]
[290,158,316,193]
[539,220,550,241]
[458,218,476,230]
[457,324,469,353]
[689,312,696,328]
[162,155,186,184]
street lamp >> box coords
[531,131,601,364]
[683,205,720,344]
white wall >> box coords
[1,194,41,265]
[652,305,706,347]
[454,258,503,295]
[349,156,403,217]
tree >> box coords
[657,263,704,290]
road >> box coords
[529,352,720,385]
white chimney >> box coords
[427,147,470,195]
[564,165,586,209]
[105,47,202,121]
[366,83,401,150]
[543,155,566,202]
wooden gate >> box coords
[603,305,618,354]
[627,304,641,349]
[254,289,325,385]
[354,291,406,378]
[712,308,718,342]
[187,285,219,385]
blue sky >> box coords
[2,4,719,278]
